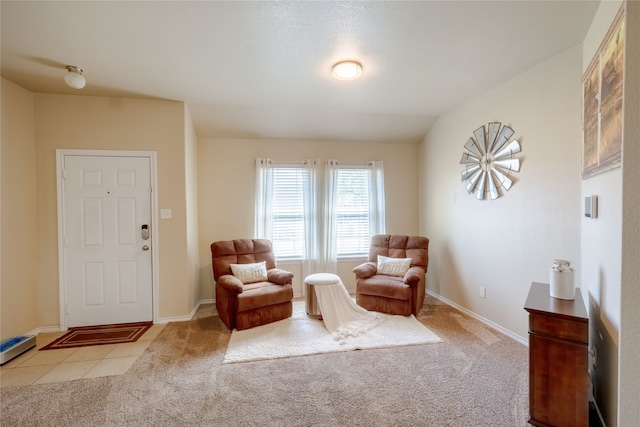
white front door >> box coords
[62,154,153,327]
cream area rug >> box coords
[223,300,442,363]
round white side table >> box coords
[304,273,341,319]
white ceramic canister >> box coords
[549,259,575,300]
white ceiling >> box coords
[1,1,599,144]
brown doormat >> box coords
[40,322,153,351]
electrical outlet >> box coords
[480,287,486,298]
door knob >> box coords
[142,245,150,251]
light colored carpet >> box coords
[0,295,530,426]
[224,301,442,363]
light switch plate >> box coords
[160,209,172,219]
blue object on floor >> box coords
[0,336,29,352]
[1,335,36,365]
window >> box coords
[255,160,314,261]
[255,158,384,273]
[271,166,306,259]
[335,168,371,256]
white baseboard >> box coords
[426,290,528,346]
[590,398,606,427]
[13,300,217,336]
[19,294,527,342]
[155,299,215,324]
[24,325,62,336]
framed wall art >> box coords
[582,5,625,180]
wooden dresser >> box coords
[524,282,589,427]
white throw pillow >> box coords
[230,261,268,284]
[377,255,412,277]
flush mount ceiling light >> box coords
[332,61,362,81]
[64,65,86,89]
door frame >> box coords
[56,149,159,331]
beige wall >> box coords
[197,137,420,298]
[1,78,38,340]
[581,1,640,425]
[420,45,583,340]
[619,1,640,422]
[619,1,640,423]
[580,2,627,425]
[184,105,200,310]
[33,94,193,325]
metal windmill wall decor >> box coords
[460,122,521,200]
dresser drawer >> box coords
[529,313,588,344]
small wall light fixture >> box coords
[64,65,86,89]
[332,60,362,81]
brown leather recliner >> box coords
[353,235,429,316]
[211,239,294,330]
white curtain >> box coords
[368,160,386,236]
[254,158,273,240]
[256,158,383,278]
[322,159,339,274]
[301,159,321,279]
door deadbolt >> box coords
[142,245,150,251]
[141,224,150,240]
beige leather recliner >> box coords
[353,235,429,316]
[211,239,294,330]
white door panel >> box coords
[63,155,153,327]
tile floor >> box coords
[0,324,166,388]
